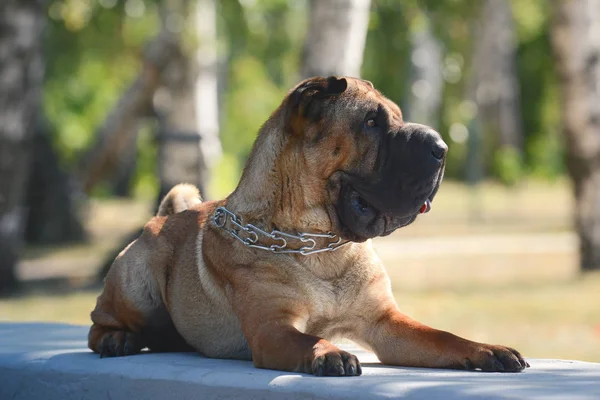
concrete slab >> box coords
[0,322,599,399]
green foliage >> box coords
[362,1,411,106]
[512,0,564,179]
[44,0,159,167]
[210,0,306,197]
[220,55,286,168]
[493,147,524,186]
[132,121,160,199]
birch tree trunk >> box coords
[193,0,222,181]
[551,0,600,271]
[301,0,371,78]
[156,49,207,199]
[472,0,523,151]
[405,15,443,128]
[0,0,44,293]
[156,0,221,200]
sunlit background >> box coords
[1,0,599,362]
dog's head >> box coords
[280,76,447,242]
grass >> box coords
[0,291,99,326]
[390,178,572,237]
[393,272,600,362]
[2,179,598,363]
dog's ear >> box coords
[289,76,348,123]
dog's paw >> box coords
[97,330,143,358]
[463,344,529,372]
[312,350,362,376]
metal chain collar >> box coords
[212,206,350,256]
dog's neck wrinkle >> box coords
[226,115,331,235]
[271,145,333,234]
[272,145,307,229]
[226,115,286,223]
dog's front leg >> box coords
[242,317,361,376]
[357,305,529,372]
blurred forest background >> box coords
[1,0,600,362]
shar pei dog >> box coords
[89,76,528,375]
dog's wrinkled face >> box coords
[287,76,447,242]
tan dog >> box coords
[89,76,528,375]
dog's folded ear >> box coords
[289,76,348,125]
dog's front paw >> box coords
[312,350,362,376]
[97,330,142,358]
[463,344,529,372]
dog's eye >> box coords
[366,118,376,128]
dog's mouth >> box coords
[350,190,432,219]
[336,169,442,242]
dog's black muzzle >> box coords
[337,123,447,242]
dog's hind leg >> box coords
[89,185,203,357]
[88,237,166,357]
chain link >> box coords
[212,206,350,255]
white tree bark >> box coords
[472,0,522,150]
[301,0,371,78]
[406,15,443,127]
[155,0,221,199]
[551,0,600,271]
[194,0,222,170]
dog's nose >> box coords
[416,124,447,161]
[396,123,448,164]
[431,139,448,161]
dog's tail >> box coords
[157,184,202,217]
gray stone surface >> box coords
[0,322,599,399]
